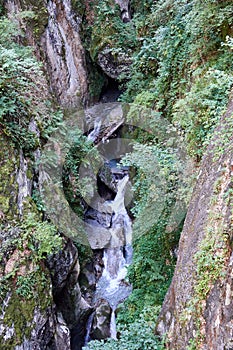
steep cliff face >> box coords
[0,3,91,346]
[5,0,88,107]
[42,0,88,106]
[0,134,69,349]
[0,132,90,349]
[156,99,233,349]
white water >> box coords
[84,108,133,343]
[84,312,95,346]
[110,310,117,340]
[87,119,102,142]
[94,176,133,337]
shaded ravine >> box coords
[82,167,133,346]
[78,106,133,347]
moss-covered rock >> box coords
[0,136,19,220]
[1,269,51,348]
[156,98,233,349]
[21,0,48,39]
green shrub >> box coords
[19,213,63,261]
[84,308,165,350]
[173,68,233,158]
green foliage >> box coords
[0,214,62,303]
[88,0,137,61]
[19,213,63,261]
[119,221,180,323]
[120,0,233,158]
[63,130,100,215]
[0,18,42,112]
[211,111,233,161]
[16,269,47,300]
[1,267,52,347]
[121,143,179,217]
[173,68,233,158]
[0,16,63,155]
[84,308,165,350]
[71,0,86,17]
[115,139,183,323]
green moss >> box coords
[1,268,52,348]
[71,0,86,18]
[180,168,231,348]
[0,136,19,219]
[21,0,48,39]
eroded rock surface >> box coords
[42,0,88,106]
[97,46,132,80]
[5,0,88,107]
[156,99,233,349]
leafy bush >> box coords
[173,68,233,158]
[88,0,137,60]
[84,308,165,350]
[0,15,63,155]
[19,213,63,261]
[120,0,233,158]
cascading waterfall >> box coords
[87,119,102,142]
[83,140,133,345]
[110,310,117,340]
[81,102,134,346]
[92,174,133,339]
[84,312,95,346]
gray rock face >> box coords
[156,98,233,349]
[47,239,79,295]
[91,300,111,340]
[115,0,131,22]
[54,313,71,350]
[14,310,71,350]
[42,0,88,106]
[5,0,89,107]
[97,46,132,80]
[48,239,92,329]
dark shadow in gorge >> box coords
[99,77,122,103]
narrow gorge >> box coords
[0,0,233,349]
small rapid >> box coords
[93,175,133,336]
[82,103,133,346]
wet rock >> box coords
[54,312,71,350]
[85,103,124,140]
[85,221,112,249]
[91,300,111,340]
[98,162,128,193]
[79,251,104,307]
[47,239,79,294]
[47,239,92,331]
[85,208,113,228]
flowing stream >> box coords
[83,109,133,345]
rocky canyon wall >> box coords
[156,98,233,349]
[5,0,89,107]
[0,1,92,347]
